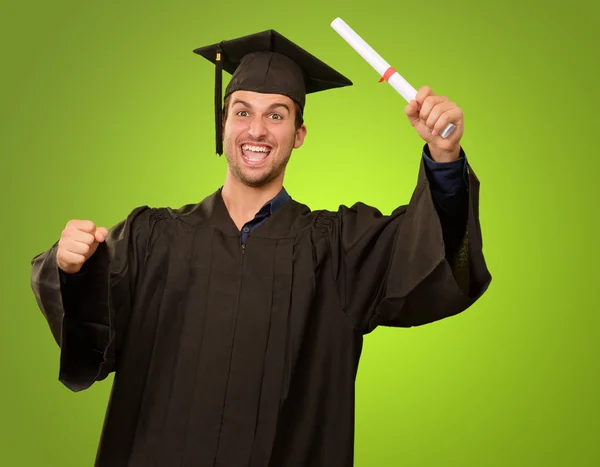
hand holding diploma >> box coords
[331,17,463,162]
[404,86,464,162]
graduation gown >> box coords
[30,159,491,467]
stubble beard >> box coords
[223,135,294,188]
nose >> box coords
[248,116,267,138]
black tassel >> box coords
[215,43,223,156]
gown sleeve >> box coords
[30,206,156,391]
[318,154,492,335]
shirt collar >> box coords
[254,187,291,219]
[266,187,291,215]
[217,186,292,219]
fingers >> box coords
[419,96,450,124]
[68,228,96,245]
[57,219,107,274]
[63,220,108,243]
[95,227,109,243]
[432,107,463,136]
[424,101,457,135]
[412,87,463,137]
[56,244,88,274]
[57,250,86,267]
[66,219,96,234]
[62,237,93,256]
[404,99,420,125]
[415,86,435,107]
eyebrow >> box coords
[231,99,291,114]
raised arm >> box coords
[30,206,153,391]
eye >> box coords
[269,113,283,120]
[236,110,249,117]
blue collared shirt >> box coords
[240,188,292,244]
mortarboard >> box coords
[193,29,353,155]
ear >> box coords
[294,124,307,149]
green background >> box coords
[2,0,598,465]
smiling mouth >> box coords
[241,143,271,165]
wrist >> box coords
[428,144,461,163]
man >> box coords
[30,29,491,467]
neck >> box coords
[221,171,284,230]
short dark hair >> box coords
[222,94,304,130]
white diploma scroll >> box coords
[331,17,456,139]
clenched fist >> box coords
[405,85,464,163]
[56,220,109,274]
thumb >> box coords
[94,227,109,243]
[405,99,420,127]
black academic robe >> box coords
[30,159,491,467]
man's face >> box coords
[222,90,307,187]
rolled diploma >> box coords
[331,17,455,138]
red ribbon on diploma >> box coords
[378,67,396,82]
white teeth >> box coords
[241,144,270,163]
[242,144,270,153]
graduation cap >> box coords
[193,29,353,155]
